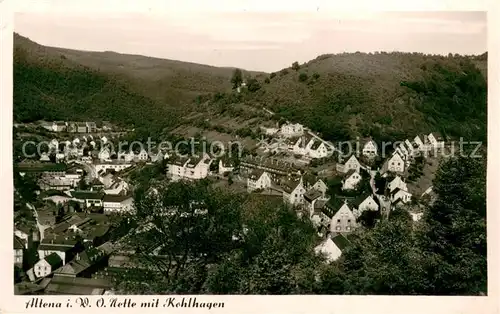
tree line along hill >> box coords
[13,33,487,143]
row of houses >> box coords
[46,121,97,133]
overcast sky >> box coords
[14,11,487,72]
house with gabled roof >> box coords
[137,149,149,161]
[37,238,79,265]
[327,198,357,233]
[218,157,235,175]
[428,132,445,149]
[98,148,111,162]
[351,193,379,218]
[69,191,104,208]
[388,175,408,193]
[34,252,63,278]
[309,140,330,159]
[381,152,405,175]
[247,170,273,192]
[390,188,412,205]
[361,139,378,157]
[54,246,107,278]
[304,189,324,212]
[281,176,306,206]
[292,134,315,156]
[102,194,134,214]
[337,155,361,173]
[280,122,304,138]
[341,169,362,190]
[52,121,67,132]
[14,236,27,268]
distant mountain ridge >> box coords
[13,32,487,142]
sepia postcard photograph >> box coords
[1,0,498,313]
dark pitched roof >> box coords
[45,252,63,267]
[304,189,322,202]
[17,162,67,173]
[310,140,324,150]
[14,236,26,249]
[331,234,350,250]
[70,191,104,200]
[351,193,373,208]
[343,169,358,179]
[248,169,265,180]
[38,239,77,251]
[280,177,302,193]
[102,194,133,203]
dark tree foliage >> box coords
[298,73,309,82]
[292,61,300,71]
[231,68,243,89]
[401,60,487,141]
[246,78,261,92]
[13,46,178,138]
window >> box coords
[336,226,341,231]
[337,219,341,223]
[347,219,351,223]
[346,226,351,231]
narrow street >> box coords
[26,203,48,241]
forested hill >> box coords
[14,32,487,142]
[239,52,487,142]
[13,33,259,137]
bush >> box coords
[247,78,261,92]
[264,77,270,84]
[298,73,309,82]
[280,69,289,76]
[312,73,320,80]
[270,72,276,79]
[292,61,300,71]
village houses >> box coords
[351,193,379,218]
[247,170,273,192]
[341,170,362,191]
[337,155,362,173]
[361,139,378,157]
[328,199,357,234]
[102,194,134,214]
[280,122,304,138]
[166,154,212,181]
[34,253,63,278]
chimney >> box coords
[76,253,80,261]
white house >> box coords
[338,155,361,173]
[352,194,379,218]
[34,253,63,278]
[69,191,104,207]
[167,154,212,181]
[103,194,134,214]
[341,170,362,190]
[428,132,445,149]
[260,126,279,136]
[309,141,329,159]
[14,236,26,267]
[37,239,77,265]
[314,237,343,263]
[385,153,405,173]
[95,161,133,174]
[137,149,149,161]
[40,153,51,162]
[52,122,66,132]
[388,175,408,193]
[100,136,108,145]
[282,177,305,206]
[280,122,304,138]
[48,139,59,151]
[307,178,328,198]
[55,153,66,163]
[98,148,111,162]
[218,159,235,175]
[362,140,378,157]
[328,200,357,233]
[292,135,315,156]
[104,180,129,195]
[390,188,413,204]
[247,170,273,192]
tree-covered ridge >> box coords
[114,153,486,295]
[14,46,180,138]
[228,52,487,142]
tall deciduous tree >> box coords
[231,69,243,89]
